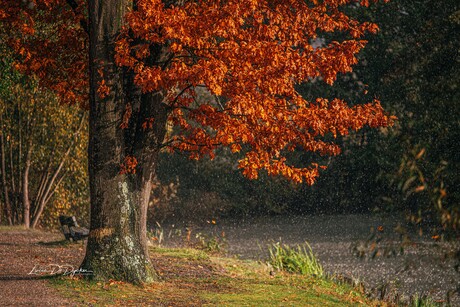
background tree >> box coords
[0,49,88,228]
[296,0,460,235]
[364,0,459,236]
[1,0,393,282]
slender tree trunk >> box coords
[22,143,32,228]
[22,93,38,228]
[0,115,13,225]
[81,0,169,283]
[17,101,22,223]
[8,137,18,224]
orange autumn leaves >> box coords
[116,0,394,182]
[120,156,139,175]
[2,0,394,183]
[1,0,88,106]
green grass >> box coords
[268,242,324,277]
[150,246,210,261]
[409,294,440,307]
[50,247,384,306]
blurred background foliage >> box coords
[0,0,458,238]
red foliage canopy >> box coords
[1,0,394,184]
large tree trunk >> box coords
[81,0,169,283]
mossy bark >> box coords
[81,179,157,283]
[81,0,169,284]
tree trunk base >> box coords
[81,233,157,284]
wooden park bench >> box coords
[59,215,89,241]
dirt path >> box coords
[0,229,84,306]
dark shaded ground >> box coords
[0,229,84,306]
[159,214,460,305]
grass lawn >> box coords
[51,247,386,306]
